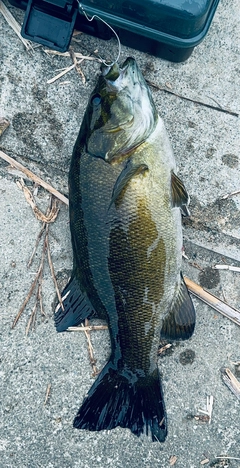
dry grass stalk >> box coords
[12,194,61,333]
[45,46,100,85]
[169,455,177,466]
[197,395,214,424]
[147,80,239,117]
[16,178,60,223]
[82,319,99,377]
[221,189,240,200]
[0,117,10,137]
[37,277,46,317]
[215,264,240,272]
[28,223,46,268]
[184,276,240,327]
[158,343,172,354]
[0,150,69,205]
[216,457,240,461]
[67,325,108,332]
[44,49,98,61]
[44,384,52,405]
[220,367,240,401]
[69,48,86,84]
[0,1,33,50]
[12,251,45,329]
[45,224,64,311]
[47,63,76,84]
[25,232,47,335]
[26,301,38,336]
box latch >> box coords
[21,0,78,51]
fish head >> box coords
[85,57,158,163]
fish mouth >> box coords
[101,57,136,83]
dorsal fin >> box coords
[109,162,148,209]
[171,172,190,216]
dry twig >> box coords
[44,49,98,61]
[28,224,46,268]
[221,189,240,200]
[215,264,240,272]
[44,384,52,405]
[197,395,214,424]
[184,277,240,327]
[158,343,172,355]
[47,64,76,84]
[12,250,45,329]
[16,178,60,223]
[67,325,108,332]
[221,367,240,401]
[46,225,64,310]
[0,1,33,50]
[69,48,86,84]
[0,150,69,205]
[0,117,10,137]
[82,319,99,377]
[147,80,239,117]
[169,455,177,466]
[12,194,61,333]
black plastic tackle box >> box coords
[8,0,220,62]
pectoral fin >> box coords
[171,172,190,216]
[160,274,195,340]
[109,162,148,209]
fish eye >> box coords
[91,94,102,106]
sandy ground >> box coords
[0,0,240,467]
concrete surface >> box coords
[0,0,240,467]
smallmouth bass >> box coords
[55,57,195,442]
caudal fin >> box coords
[73,363,167,442]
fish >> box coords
[54,57,195,442]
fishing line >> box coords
[77,2,121,66]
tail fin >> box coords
[73,363,167,442]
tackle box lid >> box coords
[79,0,220,49]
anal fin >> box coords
[54,275,95,332]
[160,273,195,340]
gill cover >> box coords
[86,57,157,161]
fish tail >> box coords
[73,363,167,442]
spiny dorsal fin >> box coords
[160,273,195,341]
[171,172,190,216]
[109,162,148,209]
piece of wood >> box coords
[221,367,240,400]
[0,150,69,206]
[0,1,33,50]
[184,276,240,327]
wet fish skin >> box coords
[55,57,195,442]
